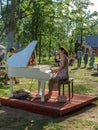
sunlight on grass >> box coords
[44,122,65,130]
[74,83,94,94]
[62,119,98,130]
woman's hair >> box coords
[10,47,15,52]
[59,46,68,57]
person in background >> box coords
[83,50,89,68]
[28,54,35,65]
[77,48,83,68]
[89,50,95,68]
[48,46,69,97]
[68,55,74,66]
[3,47,19,85]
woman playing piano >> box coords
[48,46,69,97]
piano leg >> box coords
[41,80,46,102]
[38,80,41,96]
[36,80,46,102]
[36,81,42,98]
[10,77,13,97]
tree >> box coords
[0,0,98,62]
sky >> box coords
[89,0,98,12]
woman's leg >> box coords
[48,79,54,96]
[13,77,19,84]
[3,74,9,84]
[48,78,58,97]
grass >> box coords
[0,56,98,130]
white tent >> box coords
[0,45,5,49]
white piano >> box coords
[7,40,52,102]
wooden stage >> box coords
[0,90,98,116]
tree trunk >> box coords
[7,0,16,49]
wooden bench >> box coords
[58,78,74,102]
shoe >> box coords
[3,82,9,85]
[3,80,9,85]
[15,81,19,84]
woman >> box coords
[89,50,95,68]
[48,46,69,97]
[3,47,19,84]
[83,50,89,68]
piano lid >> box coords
[7,40,37,67]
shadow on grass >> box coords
[91,73,98,77]
[0,78,9,89]
[71,67,78,70]
[71,67,88,70]
[0,84,9,89]
[0,102,97,130]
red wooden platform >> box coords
[0,90,98,116]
